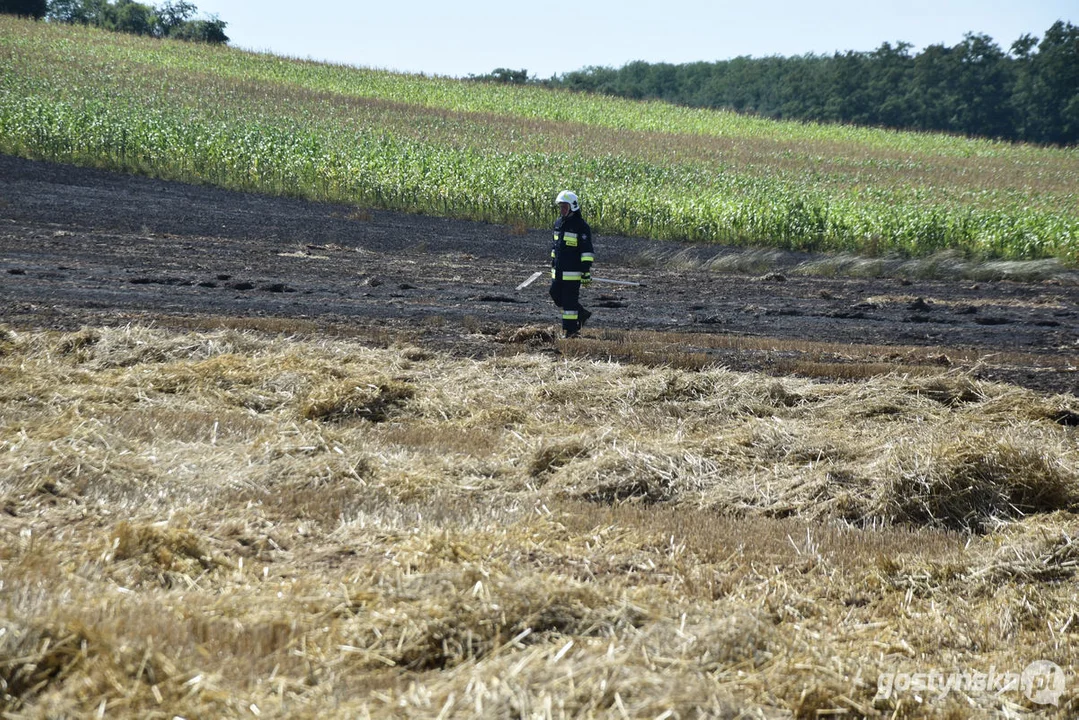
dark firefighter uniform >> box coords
[549,209,594,337]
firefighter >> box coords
[549,190,594,338]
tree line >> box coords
[2,0,227,44]
[494,22,1079,146]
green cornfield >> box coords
[2,16,1077,262]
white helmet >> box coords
[556,190,579,212]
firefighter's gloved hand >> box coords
[581,273,592,286]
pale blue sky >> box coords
[193,1,1076,79]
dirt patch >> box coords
[1,153,1076,394]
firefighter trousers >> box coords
[549,279,590,336]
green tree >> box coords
[1008,32,1040,140]
[168,15,226,43]
[469,68,529,84]
[557,65,619,94]
[46,0,90,22]
[155,0,194,35]
[614,60,650,99]
[1,0,47,18]
[866,42,914,127]
[950,33,1013,138]
[44,0,228,43]
[1024,21,1079,144]
[676,61,715,107]
[779,54,833,121]
[908,43,960,132]
[539,21,1078,145]
[825,51,872,124]
[103,0,156,35]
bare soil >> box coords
[2,153,1077,394]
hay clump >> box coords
[550,444,717,504]
[233,454,376,523]
[688,610,778,669]
[55,328,100,356]
[499,324,558,345]
[349,570,642,671]
[875,430,1079,531]
[110,521,222,584]
[0,609,215,717]
[528,439,590,476]
[65,326,270,369]
[1007,393,1079,427]
[300,378,415,422]
[0,325,17,356]
[147,354,265,395]
[903,373,986,406]
[970,516,1079,584]
[0,428,162,513]
[0,619,98,711]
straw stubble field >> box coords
[2,155,1079,718]
[2,320,1078,718]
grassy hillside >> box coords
[1,16,1078,262]
[2,324,1077,716]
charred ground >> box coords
[1,154,1076,395]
